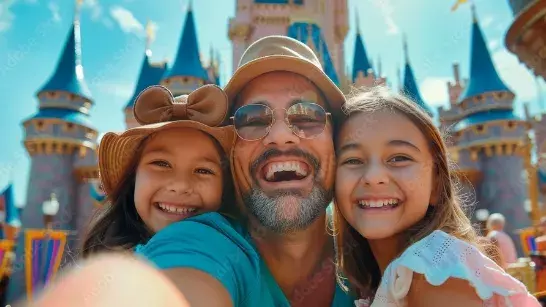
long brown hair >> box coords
[333,86,500,297]
[81,133,237,258]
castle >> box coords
[1,0,544,302]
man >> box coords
[486,213,518,267]
[32,36,353,307]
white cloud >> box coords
[492,49,541,103]
[110,6,143,36]
[371,0,399,35]
[420,77,451,106]
[0,0,16,32]
[83,0,102,21]
[48,2,60,23]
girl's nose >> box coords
[167,177,193,195]
[361,162,389,186]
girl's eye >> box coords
[195,168,215,175]
[389,155,412,163]
[150,160,170,168]
[342,158,363,165]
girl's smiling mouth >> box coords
[154,202,198,217]
[356,198,401,210]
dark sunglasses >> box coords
[231,102,331,141]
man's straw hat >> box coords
[224,35,346,119]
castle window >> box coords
[507,121,516,130]
[183,77,189,83]
[64,122,75,132]
[495,92,504,100]
[35,120,46,132]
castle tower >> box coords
[286,22,341,86]
[124,21,168,129]
[505,0,546,80]
[228,0,348,83]
[439,63,468,133]
[204,46,221,87]
[440,5,531,254]
[401,36,433,117]
[351,12,385,88]
[160,2,209,96]
[8,3,99,300]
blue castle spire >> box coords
[287,23,340,85]
[459,5,512,102]
[352,12,373,81]
[163,3,207,81]
[38,13,91,100]
[402,36,433,116]
[126,50,167,109]
[25,3,94,130]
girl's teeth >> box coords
[157,203,197,214]
[358,199,399,208]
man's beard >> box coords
[243,148,333,234]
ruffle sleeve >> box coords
[369,230,539,306]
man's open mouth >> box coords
[262,161,310,182]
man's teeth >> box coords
[358,199,399,208]
[157,203,197,214]
[265,161,308,181]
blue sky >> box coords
[0,0,545,205]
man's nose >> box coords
[262,111,300,147]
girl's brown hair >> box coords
[332,85,500,297]
[81,133,237,258]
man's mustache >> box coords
[250,148,320,176]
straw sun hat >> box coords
[98,84,235,195]
[224,35,346,119]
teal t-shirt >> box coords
[135,212,355,306]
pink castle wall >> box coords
[229,0,347,79]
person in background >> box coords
[486,213,518,268]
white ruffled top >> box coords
[355,230,540,307]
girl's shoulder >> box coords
[370,230,539,306]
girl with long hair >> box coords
[333,86,538,306]
[82,84,236,256]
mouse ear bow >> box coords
[133,84,229,127]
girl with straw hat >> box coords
[82,84,236,256]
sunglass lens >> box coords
[287,103,327,138]
[233,104,273,141]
